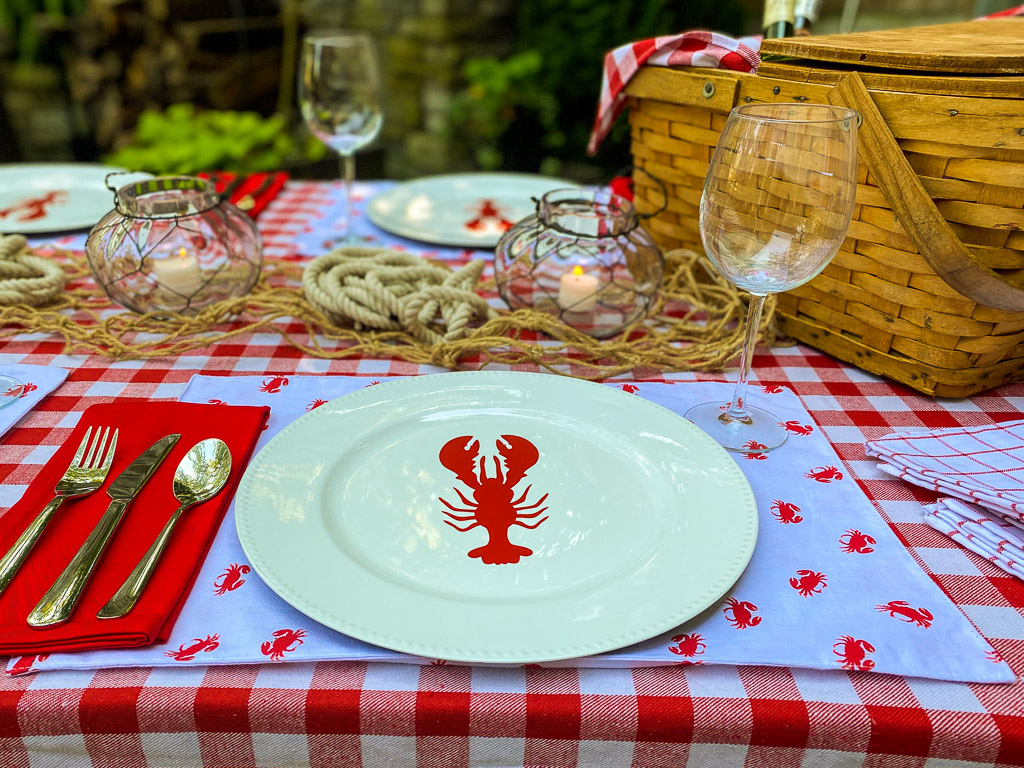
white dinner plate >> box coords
[235,372,758,663]
[365,172,576,247]
[0,164,151,233]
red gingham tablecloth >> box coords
[1,181,1023,768]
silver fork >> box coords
[0,426,118,597]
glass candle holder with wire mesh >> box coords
[494,189,664,339]
[85,176,262,315]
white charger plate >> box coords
[235,372,758,663]
[365,172,575,247]
[0,164,151,233]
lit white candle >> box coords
[153,247,204,297]
[558,266,599,312]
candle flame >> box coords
[178,247,188,261]
[572,265,583,277]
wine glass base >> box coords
[685,402,788,454]
[0,375,23,410]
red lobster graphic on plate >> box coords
[438,434,549,565]
[0,191,66,221]
[464,200,514,233]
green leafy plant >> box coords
[451,51,564,172]
[452,0,747,175]
[103,104,327,175]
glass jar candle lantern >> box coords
[86,176,262,315]
[494,189,664,338]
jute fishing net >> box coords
[0,236,777,379]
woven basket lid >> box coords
[760,19,1024,75]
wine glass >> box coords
[299,31,383,241]
[685,103,858,453]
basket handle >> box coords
[828,72,1024,312]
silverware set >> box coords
[0,429,232,626]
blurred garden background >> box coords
[0,0,1014,184]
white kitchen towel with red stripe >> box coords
[867,421,1024,527]
[586,31,761,155]
[9,376,1011,683]
[925,498,1024,580]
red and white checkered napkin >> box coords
[586,31,761,156]
[925,498,1024,579]
[867,421,1024,524]
[867,421,1024,579]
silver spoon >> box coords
[97,438,232,619]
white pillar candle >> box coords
[153,247,204,297]
[558,266,599,312]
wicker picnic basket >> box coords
[626,19,1024,397]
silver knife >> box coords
[27,434,181,628]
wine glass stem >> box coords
[724,293,766,425]
[340,153,355,237]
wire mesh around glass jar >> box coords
[494,189,664,339]
[85,176,262,316]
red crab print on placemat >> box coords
[770,500,802,524]
[833,636,875,671]
[669,633,706,659]
[261,628,306,660]
[438,435,549,565]
[306,398,328,411]
[620,384,639,394]
[762,384,785,394]
[789,569,827,597]
[723,597,761,629]
[259,376,289,394]
[742,441,767,460]
[839,529,875,554]
[0,191,66,222]
[164,634,220,661]
[779,420,813,435]
[213,563,250,595]
[876,600,932,628]
[806,465,843,483]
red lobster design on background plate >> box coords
[438,434,549,565]
[876,600,933,628]
[463,199,514,234]
[0,191,66,222]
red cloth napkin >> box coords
[0,401,268,656]
[197,171,289,218]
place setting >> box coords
[3,6,1024,767]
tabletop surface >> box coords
[1,180,1023,768]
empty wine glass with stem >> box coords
[685,103,858,453]
[299,31,383,241]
